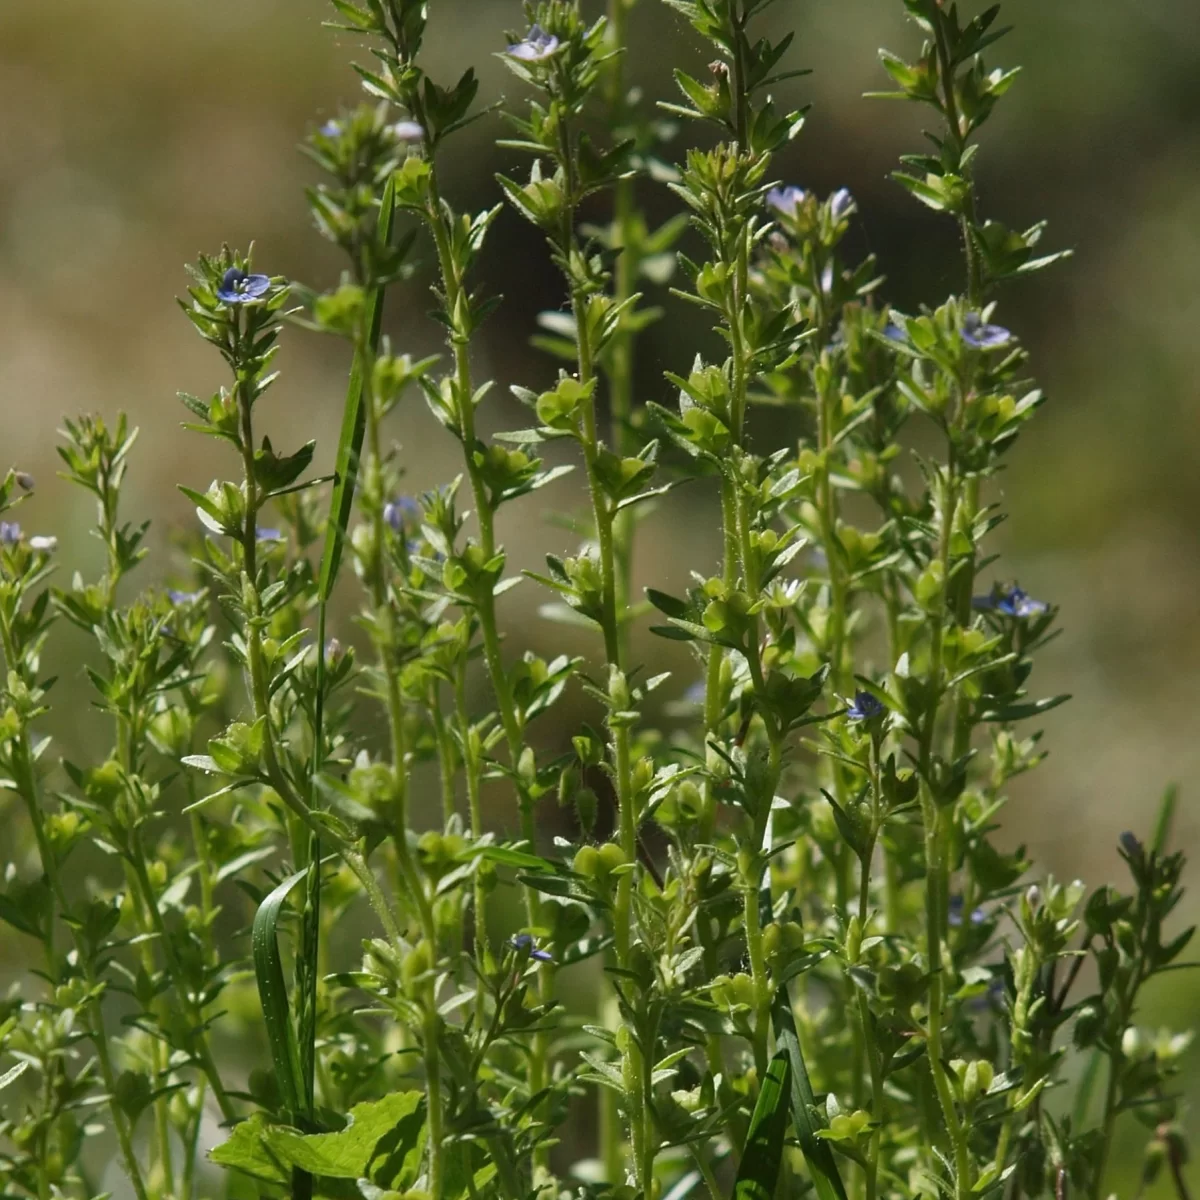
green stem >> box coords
[605,0,638,669]
[931,7,982,308]
[455,663,491,1023]
[430,681,458,824]
[917,466,972,1200]
[857,749,886,1200]
[8,737,149,1200]
[420,156,551,1161]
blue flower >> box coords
[883,320,907,343]
[506,25,560,61]
[168,589,204,605]
[510,933,554,962]
[383,496,421,531]
[320,119,341,137]
[961,312,1011,350]
[973,585,1048,620]
[830,188,854,221]
[256,527,284,543]
[767,186,807,217]
[216,267,271,305]
[948,895,986,927]
[847,690,886,721]
[391,120,424,142]
[1119,831,1143,858]
[0,521,21,545]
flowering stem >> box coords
[917,464,972,1199]
[0,711,149,1200]
[358,327,447,1200]
[419,161,552,1142]
[931,6,982,310]
[856,743,886,1200]
[430,682,458,824]
[556,100,649,1184]
[455,661,491,1022]
[233,366,402,950]
[605,0,638,667]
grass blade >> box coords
[253,868,309,1122]
[733,1049,791,1200]
[1153,783,1179,855]
[771,985,849,1200]
[298,179,397,1193]
[317,174,396,607]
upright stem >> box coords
[857,747,886,1200]
[605,0,638,668]
[4,725,150,1200]
[917,466,972,1200]
[420,162,552,1150]
[360,329,446,1199]
[557,108,649,1184]
[455,663,491,1023]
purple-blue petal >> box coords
[847,690,886,721]
[830,188,854,221]
[767,186,807,217]
[962,313,1011,349]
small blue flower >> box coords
[683,681,707,706]
[1119,831,1143,858]
[256,527,284,543]
[0,521,21,545]
[391,120,424,142]
[510,933,554,962]
[506,25,560,61]
[216,267,271,305]
[974,585,1047,620]
[767,186,807,217]
[168,589,203,605]
[847,690,886,721]
[948,895,986,927]
[383,496,421,532]
[829,188,854,221]
[320,119,341,137]
[883,320,907,343]
[961,312,1011,350]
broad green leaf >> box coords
[209,1113,289,1183]
[264,1090,425,1186]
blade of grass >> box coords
[298,178,397,1200]
[733,1049,791,1200]
[1153,784,1179,855]
[771,985,849,1200]
[316,175,396,611]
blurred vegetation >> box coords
[1,0,1198,1187]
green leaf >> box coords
[209,1113,289,1183]
[734,1050,791,1200]
[264,1090,425,1186]
[474,845,556,872]
[319,175,395,605]
[979,694,1069,723]
[252,869,308,1121]
[0,1060,29,1092]
[771,986,849,1200]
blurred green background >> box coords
[2,0,1198,1187]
